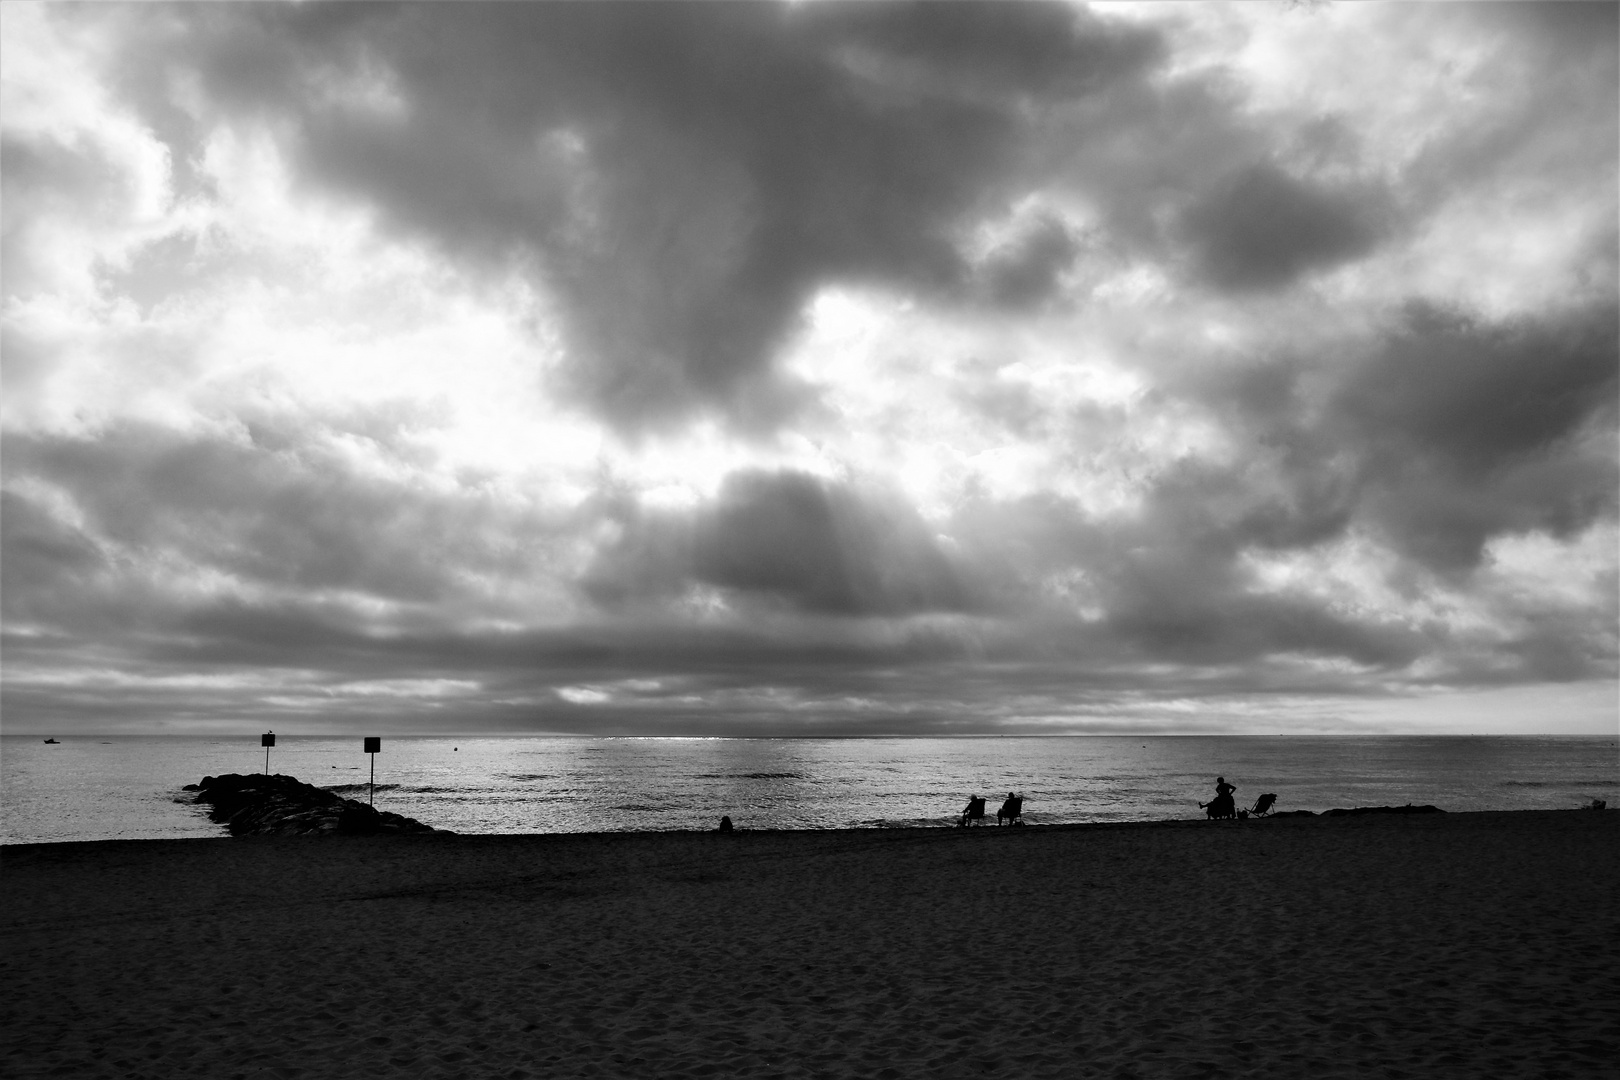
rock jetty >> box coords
[1262,805,1444,818]
[185,773,443,836]
[1321,804,1445,816]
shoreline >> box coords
[4,809,1616,1078]
[8,735,1614,843]
[0,802,1592,849]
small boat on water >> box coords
[43,738,59,744]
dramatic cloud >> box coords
[77,1,1161,432]
[2,1,1615,736]
[1177,160,1391,291]
[1339,301,1619,572]
[585,468,975,617]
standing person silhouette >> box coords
[1214,776,1236,801]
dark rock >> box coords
[1269,809,1317,817]
[1321,804,1444,817]
[717,815,734,833]
[190,773,443,836]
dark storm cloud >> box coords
[1177,160,1390,292]
[1183,297,1619,575]
[945,461,1425,673]
[1340,302,1618,476]
[0,490,108,621]
[694,470,970,615]
[977,214,1085,308]
[87,1,1165,433]
[1,419,568,623]
[1028,43,1369,290]
[1337,301,1618,574]
[586,468,973,617]
[1037,2,1615,303]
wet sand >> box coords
[2,811,1616,1079]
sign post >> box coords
[364,737,381,805]
[261,731,275,775]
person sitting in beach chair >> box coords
[997,792,1023,826]
[960,796,987,827]
[1200,776,1237,820]
[1248,793,1278,818]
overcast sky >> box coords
[3,1,1616,737]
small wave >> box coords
[693,772,803,780]
[609,803,673,812]
[1497,779,1617,788]
[324,783,475,796]
[506,774,555,782]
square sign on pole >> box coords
[261,731,275,774]
[364,737,381,805]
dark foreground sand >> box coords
[3,811,1617,1079]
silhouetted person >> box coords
[997,792,1023,825]
[1201,776,1238,819]
[960,796,986,827]
[717,815,734,833]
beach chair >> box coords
[997,795,1023,826]
[960,797,987,827]
[1248,793,1278,818]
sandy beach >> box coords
[3,811,1616,1079]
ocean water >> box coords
[1,735,1615,845]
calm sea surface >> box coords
[2,735,1615,845]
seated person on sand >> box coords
[960,795,987,827]
[1200,776,1238,818]
[997,792,1023,825]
